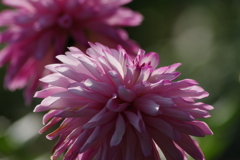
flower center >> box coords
[58,14,72,28]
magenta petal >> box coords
[117,85,136,102]
[165,63,182,73]
[140,52,159,69]
[173,97,214,110]
[149,127,184,160]
[34,31,52,60]
[110,114,125,146]
[175,133,205,160]
[124,111,145,133]
[55,65,88,82]
[80,121,115,153]
[185,121,213,135]
[42,110,62,125]
[161,108,195,121]
[82,108,116,129]
[68,82,108,103]
[167,120,206,137]
[108,70,124,87]
[166,87,209,99]
[133,98,160,116]
[40,73,74,88]
[136,66,152,84]
[106,94,128,112]
[106,7,143,26]
[34,87,67,98]
[143,115,180,140]
[3,0,34,10]
[134,128,152,157]
[141,94,174,107]
[83,79,115,97]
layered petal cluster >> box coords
[34,43,213,160]
[0,0,142,103]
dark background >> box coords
[1,0,240,159]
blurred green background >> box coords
[1,0,240,159]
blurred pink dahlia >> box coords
[34,42,213,160]
[0,0,142,103]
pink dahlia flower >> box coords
[0,0,142,103]
[34,42,213,160]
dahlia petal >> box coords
[132,81,151,96]
[106,94,129,112]
[150,72,181,82]
[39,117,62,134]
[110,114,125,146]
[167,120,206,137]
[34,32,53,60]
[46,118,84,140]
[81,145,99,160]
[161,79,199,92]
[88,42,107,57]
[67,47,81,52]
[34,91,89,112]
[98,56,112,72]
[108,70,124,87]
[124,66,136,87]
[166,87,209,99]
[81,126,101,152]
[124,111,145,133]
[42,110,62,125]
[40,73,74,88]
[141,94,174,107]
[34,86,67,98]
[107,7,143,26]
[0,47,13,66]
[185,121,213,135]
[35,98,88,112]
[0,10,19,26]
[83,79,115,97]
[101,0,132,7]
[44,64,61,72]
[136,66,152,84]
[3,0,34,10]
[134,128,152,157]
[117,85,136,102]
[56,55,96,80]
[83,108,116,129]
[173,97,213,110]
[161,108,195,121]
[79,56,112,83]
[179,108,210,118]
[65,129,94,157]
[80,121,115,153]
[143,115,180,140]
[101,139,120,160]
[53,32,68,56]
[53,128,81,156]
[56,55,82,68]
[140,52,159,69]
[103,49,124,78]
[165,63,182,73]
[133,98,160,116]
[55,107,98,118]
[149,127,184,160]
[122,125,137,160]
[55,65,89,82]
[68,82,108,103]
[175,133,205,160]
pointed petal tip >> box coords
[33,104,48,112]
